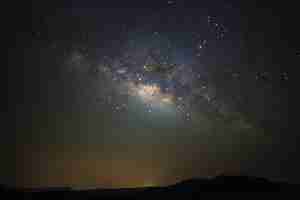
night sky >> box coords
[7,1,295,188]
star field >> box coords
[8,1,293,188]
[64,18,244,123]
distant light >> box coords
[161,97,172,104]
[141,181,156,187]
[117,68,127,74]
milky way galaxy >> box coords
[11,1,292,188]
[39,7,261,187]
[87,29,233,123]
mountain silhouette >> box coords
[4,175,299,199]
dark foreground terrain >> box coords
[3,176,299,199]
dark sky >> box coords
[7,1,295,188]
